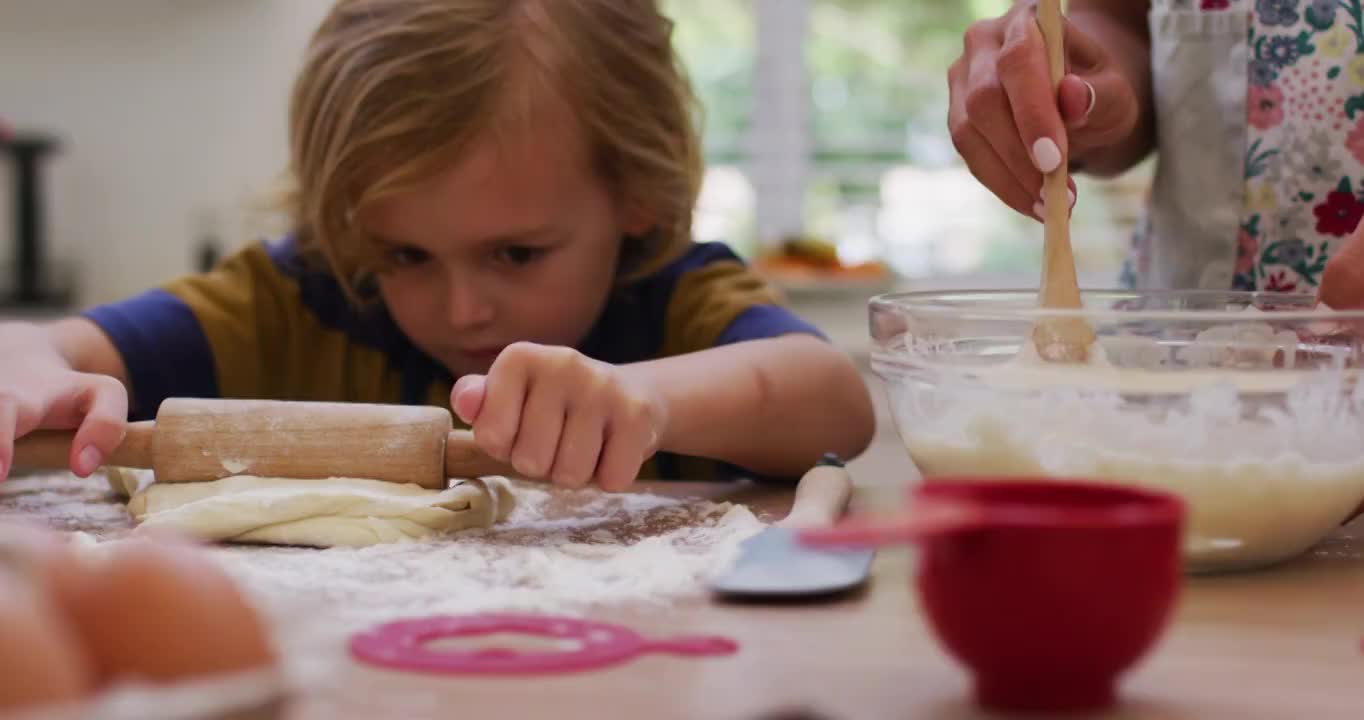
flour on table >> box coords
[214,482,764,638]
[0,471,766,655]
[0,474,138,535]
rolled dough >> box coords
[104,468,515,548]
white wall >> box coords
[0,0,333,306]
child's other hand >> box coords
[0,358,127,482]
[1319,223,1364,523]
[450,343,666,492]
[1320,218,1364,310]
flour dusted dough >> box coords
[106,466,152,499]
[104,468,515,547]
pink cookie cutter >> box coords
[349,613,738,675]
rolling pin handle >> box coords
[12,420,156,473]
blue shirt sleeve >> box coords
[83,289,218,420]
[715,304,826,345]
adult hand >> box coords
[948,1,1140,220]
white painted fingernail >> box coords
[1068,188,1077,207]
[1083,81,1097,119]
[1033,201,1046,221]
[1032,137,1062,173]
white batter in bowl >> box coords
[870,290,1364,573]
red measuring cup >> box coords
[802,478,1184,714]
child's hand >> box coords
[450,343,666,491]
[1321,223,1364,523]
[0,324,128,481]
[1320,219,1364,310]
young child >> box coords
[0,0,875,490]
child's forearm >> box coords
[0,318,126,383]
[622,335,875,478]
[46,318,128,382]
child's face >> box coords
[362,103,644,377]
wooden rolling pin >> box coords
[12,398,512,490]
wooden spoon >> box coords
[1031,0,1096,363]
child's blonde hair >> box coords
[284,0,703,291]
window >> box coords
[665,0,757,251]
[665,0,1149,285]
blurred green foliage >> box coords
[663,0,1010,162]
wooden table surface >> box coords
[275,480,1364,720]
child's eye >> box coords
[388,246,431,267]
[495,245,544,267]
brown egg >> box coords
[55,538,276,684]
[0,568,93,710]
[0,521,71,579]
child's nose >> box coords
[444,280,496,328]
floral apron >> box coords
[1124,0,1364,292]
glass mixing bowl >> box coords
[869,290,1364,573]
